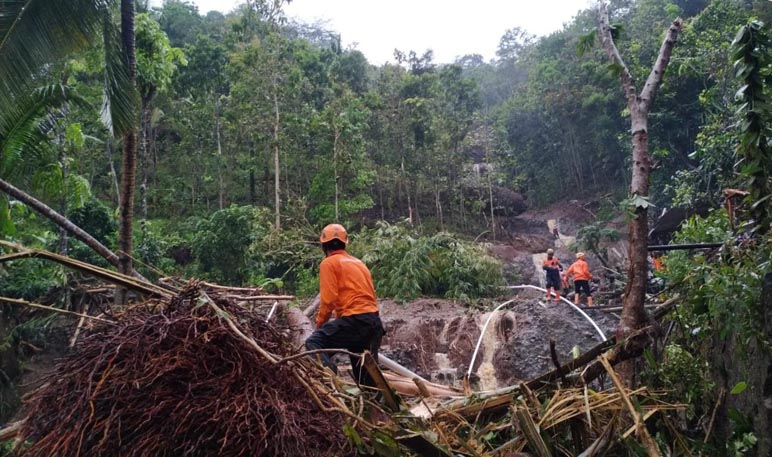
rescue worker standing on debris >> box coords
[542,248,563,302]
[563,252,594,307]
[305,223,385,387]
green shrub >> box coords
[248,226,319,296]
[190,205,270,284]
[350,221,504,301]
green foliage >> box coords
[0,0,105,112]
[136,13,187,99]
[248,225,319,295]
[351,221,504,301]
[655,344,714,418]
[663,210,771,347]
[732,20,772,233]
[0,258,66,301]
[661,209,771,449]
[730,432,758,456]
[578,221,619,266]
[190,205,269,284]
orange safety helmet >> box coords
[319,223,349,244]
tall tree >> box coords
[135,13,185,233]
[0,0,136,262]
[598,3,682,346]
[117,0,139,290]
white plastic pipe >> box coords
[265,301,279,322]
[507,285,607,342]
[379,354,433,385]
[466,298,517,378]
[466,287,608,379]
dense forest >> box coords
[3,0,771,288]
[2,0,772,455]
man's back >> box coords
[318,250,377,326]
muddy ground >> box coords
[379,292,618,390]
[380,199,627,389]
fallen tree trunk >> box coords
[0,178,145,279]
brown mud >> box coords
[379,199,624,389]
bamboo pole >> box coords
[0,296,115,324]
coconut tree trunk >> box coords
[117,0,138,304]
[598,3,682,361]
[0,178,124,273]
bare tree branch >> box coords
[598,3,637,105]
[639,19,683,112]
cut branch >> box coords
[0,178,145,280]
[0,296,115,324]
[1,179,115,268]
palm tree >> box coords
[117,0,138,282]
[0,0,139,275]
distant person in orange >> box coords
[563,252,593,306]
[652,253,664,272]
[305,223,385,387]
[542,248,563,302]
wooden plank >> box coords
[362,351,401,412]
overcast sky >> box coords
[175,0,593,64]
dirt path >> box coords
[547,218,576,248]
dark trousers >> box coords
[574,280,592,296]
[545,271,562,289]
[305,312,384,387]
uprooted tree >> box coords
[597,3,682,349]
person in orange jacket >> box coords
[563,252,593,306]
[305,223,385,387]
[542,248,563,302]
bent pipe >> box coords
[466,287,608,380]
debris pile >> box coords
[15,284,354,457]
[1,243,697,456]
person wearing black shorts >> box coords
[542,248,563,302]
[563,252,594,306]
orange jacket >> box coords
[542,256,561,270]
[316,250,378,327]
[563,259,592,282]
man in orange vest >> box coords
[305,223,385,387]
[542,248,563,302]
[563,252,594,307]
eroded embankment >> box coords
[379,293,617,388]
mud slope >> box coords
[379,292,617,389]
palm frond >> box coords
[101,8,139,136]
[0,83,89,178]
[65,174,92,210]
[31,162,63,201]
[0,0,109,110]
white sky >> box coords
[182,0,593,64]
